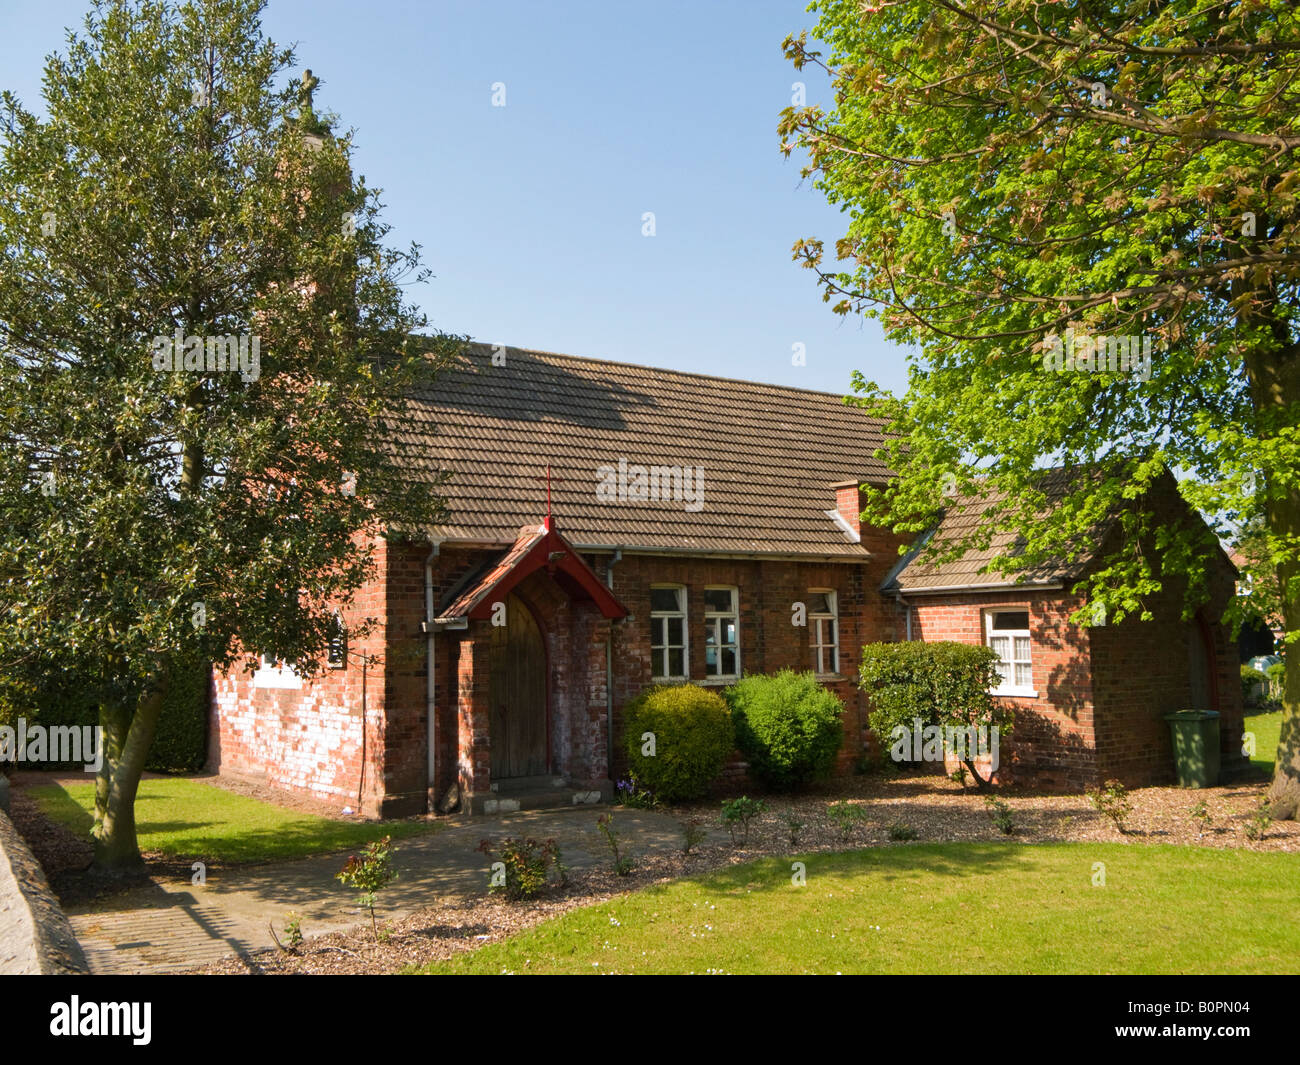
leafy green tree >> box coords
[781,0,1300,816]
[0,0,457,871]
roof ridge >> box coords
[446,339,884,408]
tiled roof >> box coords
[392,343,892,557]
[885,467,1114,594]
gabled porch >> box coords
[431,522,629,814]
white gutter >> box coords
[896,581,1064,596]
[424,539,871,563]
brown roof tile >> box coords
[394,343,892,557]
[885,467,1114,593]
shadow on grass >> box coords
[674,841,1035,898]
[26,779,432,867]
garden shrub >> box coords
[1241,665,1267,707]
[725,669,844,789]
[826,800,869,842]
[719,795,766,845]
[477,836,566,900]
[1086,779,1132,834]
[859,641,940,764]
[985,796,1015,835]
[622,683,734,802]
[336,835,397,939]
[859,640,1012,787]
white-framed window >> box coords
[650,585,688,680]
[703,586,739,679]
[986,610,1035,696]
[254,653,301,690]
[809,590,839,675]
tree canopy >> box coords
[0,0,458,868]
[781,0,1300,814]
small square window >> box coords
[703,588,734,613]
[991,611,1029,631]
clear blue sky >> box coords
[0,0,912,397]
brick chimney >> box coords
[830,479,864,538]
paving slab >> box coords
[67,806,685,974]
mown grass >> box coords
[1244,708,1284,774]
[29,776,433,864]
[414,842,1300,974]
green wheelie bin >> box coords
[1163,709,1221,788]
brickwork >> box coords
[208,484,1240,808]
[907,590,1100,790]
[208,538,391,814]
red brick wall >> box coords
[209,528,915,811]
[209,537,392,814]
[604,544,907,783]
[904,568,1243,791]
[907,590,1100,790]
[1090,571,1243,787]
[209,506,1239,810]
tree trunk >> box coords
[92,673,169,875]
[1242,313,1300,820]
[1266,591,1300,819]
[93,701,128,839]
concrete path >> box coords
[66,807,686,974]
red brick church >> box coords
[208,343,1244,816]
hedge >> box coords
[0,661,210,773]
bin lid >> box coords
[1163,709,1221,720]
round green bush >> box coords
[725,669,845,789]
[622,684,734,802]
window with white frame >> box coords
[254,652,301,689]
[986,610,1034,695]
[703,587,739,679]
[650,585,688,680]
[809,590,839,675]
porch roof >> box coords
[435,522,630,623]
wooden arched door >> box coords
[488,594,549,779]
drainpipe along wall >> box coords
[425,539,441,806]
[606,549,622,779]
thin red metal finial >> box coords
[532,463,564,530]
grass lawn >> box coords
[416,842,1300,975]
[1244,708,1284,774]
[29,776,434,865]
